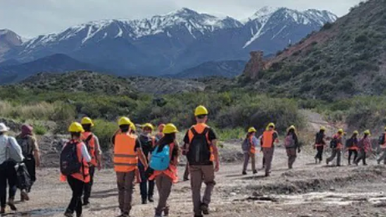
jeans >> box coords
[138,162,154,201]
[66,176,85,217]
[348,149,358,164]
[327,149,341,166]
[315,146,324,162]
[83,166,95,203]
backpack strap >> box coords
[190,127,198,136]
[84,134,93,149]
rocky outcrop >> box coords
[243,51,266,79]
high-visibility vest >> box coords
[149,142,178,183]
[81,132,97,167]
[262,130,275,148]
[114,132,138,172]
[188,123,214,162]
[71,141,90,183]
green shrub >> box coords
[33,124,48,135]
[93,119,118,151]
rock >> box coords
[253,192,264,197]
[329,187,336,192]
[242,51,266,80]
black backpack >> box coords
[330,138,338,149]
[315,132,324,144]
[60,141,82,176]
[187,127,211,165]
[345,138,354,148]
[17,136,33,158]
[16,163,31,190]
[378,133,385,145]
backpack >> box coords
[241,138,251,152]
[187,127,211,165]
[284,135,296,148]
[379,133,385,145]
[345,138,354,148]
[149,144,171,171]
[315,132,324,144]
[17,136,32,158]
[330,138,338,149]
[60,141,82,176]
[16,163,31,190]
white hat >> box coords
[0,123,10,132]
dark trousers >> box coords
[315,146,324,162]
[348,149,358,164]
[286,148,297,169]
[327,149,341,166]
[355,150,367,165]
[83,166,95,203]
[0,161,17,205]
[0,163,7,208]
[138,162,154,201]
[24,157,36,192]
[183,163,190,180]
[66,176,85,217]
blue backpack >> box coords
[150,144,171,171]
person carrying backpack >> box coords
[346,131,359,165]
[149,123,180,217]
[61,122,91,217]
[0,123,24,214]
[355,130,372,166]
[326,129,344,166]
[314,126,326,164]
[285,125,300,169]
[138,123,156,204]
[80,117,102,206]
[112,117,148,217]
[261,123,279,177]
[377,127,386,164]
[241,127,258,175]
[183,105,219,217]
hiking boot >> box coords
[7,198,17,211]
[242,171,247,175]
[253,170,258,174]
[200,203,209,215]
[148,196,154,203]
[142,198,148,204]
[64,212,74,217]
[164,206,169,216]
[21,190,30,201]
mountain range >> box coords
[0,7,337,83]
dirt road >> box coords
[3,145,386,217]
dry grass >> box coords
[0,100,56,120]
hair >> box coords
[287,128,295,136]
[156,133,176,153]
[319,130,325,134]
[71,132,81,138]
[120,125,130,133]
[364,134,369,138]
[82,124,92,132]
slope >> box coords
[173,60,246,78]
[242,0,386,100]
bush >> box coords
[321,22,333,30]
[93,119,118,150]
[33,124,48,135]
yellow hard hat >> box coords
[68,122,85,133]
[130,122,137,131]
[142,123,154,131]
[267,123,275,128]
[163,123,178,134]
[338,129,344,134]
[288,125,296,130]
[81,117,94,127]
[320,126,326,131]
[118,117,131,126]
[194,105,208,116]
[248,127,257,133]
[353,130,359,135]
[364,130,371,135]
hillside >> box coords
[0,29,22,61]
[173,60,246,78]
[242,0,386,100]
[1,7,336,77]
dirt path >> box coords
[3,145,386,217]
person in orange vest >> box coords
[112,117,148,217]
[80,117,102,206]
[62,122,91,217]
[183,105,219,217]
[355,130,372,166]
[138,123,156,204]
[346,131,359,165]
[261,123,279,177]
[377,127,386,164]
[155,124,165,141]
[284,125,300,169]
[242,127,258,175]
[326,129,344,166]
[149,124,180,217]
[314,126,326,164]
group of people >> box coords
[0,123,40,214]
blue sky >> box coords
[0,0,363,38]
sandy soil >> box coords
[3,144,386,217]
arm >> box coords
[80,143,92,163]
[9,137,24,162]
[94,136,103,170]
[137,148,148,168]
[172,141,180,166]
[212,139,220,172]
[31,137,41,167]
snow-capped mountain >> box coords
[0,29,23,61]
[2,7,337,78]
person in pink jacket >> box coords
[355,130,372,166]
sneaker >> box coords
[148,196,154,203]
[200,203,209,215]
[7,198,17,211]
[242,171,247,175]
[253,170,258,174]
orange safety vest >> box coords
[81,132,98,167]
[114,132,138,172]
[70,141,90,183]
[262,130,276,148]
[188,123,214,162]
[333,134,343,150]
[149,143,178,183]
[249,136,256,154]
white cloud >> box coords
[0,0,363,37]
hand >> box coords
[214,162,220,172]
[36,161,41,168]
[97,164,102,171]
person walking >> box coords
[138,123,156,204]
[261,123,279,177]
[0,123,24,214]
[80,117,102,206]
[285,125,300,169]
[355,130,372,166]
[346,131,359,165]
[314,127,326,164]
[377,127,386,164]
[149,123,180,217]
[113,117,148,217]
[155,124,165,141]
[183,105,219,217]
[326,129,344,166]
[61,122,91,217]
[241,127,258,175]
